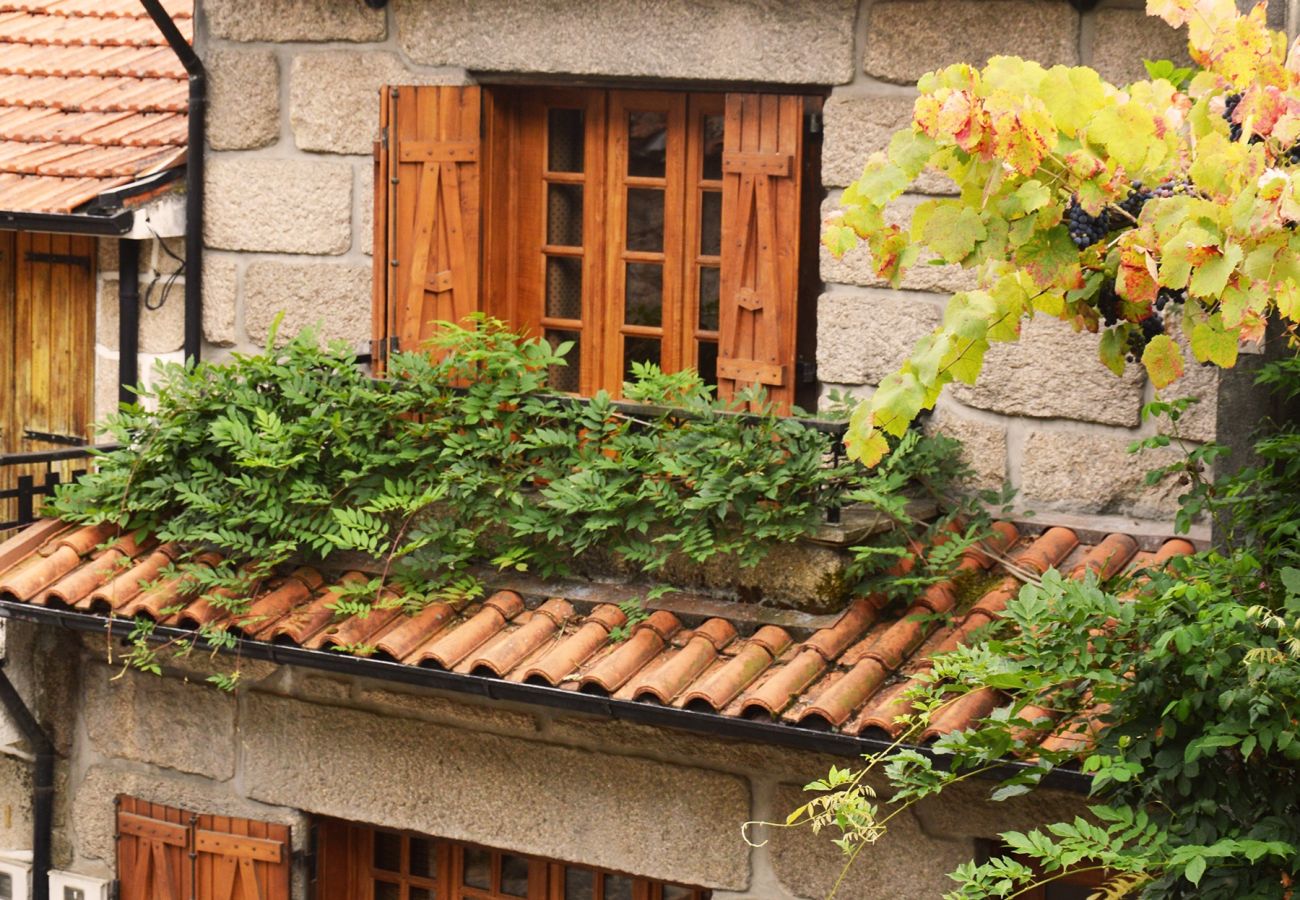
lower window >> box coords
[313,819,709,900]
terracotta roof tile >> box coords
[0,0,189,213]
[0,519,1196,762]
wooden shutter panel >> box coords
[717,93,804,411]
[116,796,290,900]
[375,85,482,362]
[192,814,291,900]
[116,797,187,900]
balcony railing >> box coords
[0,445,118,533]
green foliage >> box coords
[827,0,1300,465]
[53,317,984,682]
[778,353,1300,898]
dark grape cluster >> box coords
[1096,280,1122,327]
[1151,179,1193,198]
[1066,198,1112,249]
[1224,92,1243,141]
[1127,314,1166,361]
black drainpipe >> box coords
[0,664,53,900]
[140,0,204,365]
[118,239,140,407]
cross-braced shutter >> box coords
[193,815,291,900]
[375,85,483,363]
[717,93,804,411]
[116,796,290,900]
[116,797,187,900]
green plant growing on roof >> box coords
[49,315,997,687]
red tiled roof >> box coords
[0,0,190,214]
[0,518,1194,756]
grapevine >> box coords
[823,0,1300,466]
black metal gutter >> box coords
[139,0,203,365]
[0,599,1093,795]
[118,239,140,407]
[0,208,133,237]
[0,662,53,900]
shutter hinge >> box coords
[24,251,92,270]
[805,110,823,135]
[23,429,87,446]
[371,336,400,364]
[797,360,818,385]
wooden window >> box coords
[315,820,709,900]
[117,796,291,900]
[376,86,817,410]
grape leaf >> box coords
[1142,333,1186,388]
[1191,317,1239,367]
[918,203,987,263]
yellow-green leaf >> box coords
[1142,333,1185,388]
[1191,317,1239,367]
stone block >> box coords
[71,764,305,865]
[0,754,32,850]
[1158,318,1218,444]
[93,350,118,429]
[864,1,1079,84]
[353,684,540,734]
[908,777,1090,839]
[394,0,857,84]
[207,48,280,151]
[242,693,751,889]
[242,260,371,349]
[205,157,353,255]
[96,236,117,272]
[203,256,239,349]
[206,0,385,42]
[821,195,976,293]
[816,289,943,386]
[82,664,237,781]
[822,93,955,194]
[96,277,185,353]
[925,407,1009,492]
[767,781,975,899]
[950,317,1146,427]
[149,237,186,276]
[291,51,450,154]
[358,163,374,256]
[1019,430,1185,519]
[1089,9,1192,86]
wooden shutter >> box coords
[717,94,804,411]
[193,814,291,900]
[116,796,290,900]
[116,797,187,900]
[375,85,482,363]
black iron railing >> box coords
[0,445,118,532]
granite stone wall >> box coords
[190,0,1254,528]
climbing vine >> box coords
[827,0,1300,465]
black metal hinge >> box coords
[23,429,87,447]
[24,251,92,270]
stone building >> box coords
[0,1,1291,898]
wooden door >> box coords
[0,230,97,527]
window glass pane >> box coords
[663,887,695,900]
[500,855,530,897]
[410,837,436,878]
[624,263,663,328]
[624,336,660,381]
[546,256,583,320]
[628,110,667,177]
[545,330,581,393]
[564,868,596,900]
[462,847,491,890]
[547,183,584,247]
[626,188,664,253]
[0,873,11,900]
[411,889,435,900]
[698,267,719,331]
[373,830,401,872]
[699,190,721,256]
[548,108,584,172]
[701,113,724,180]
[696,341,718,386]
[603,874,635,900]
[374,882,400,900]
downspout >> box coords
[139,0,204,365]
[0,664,53,900]
[118,239,140,407]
